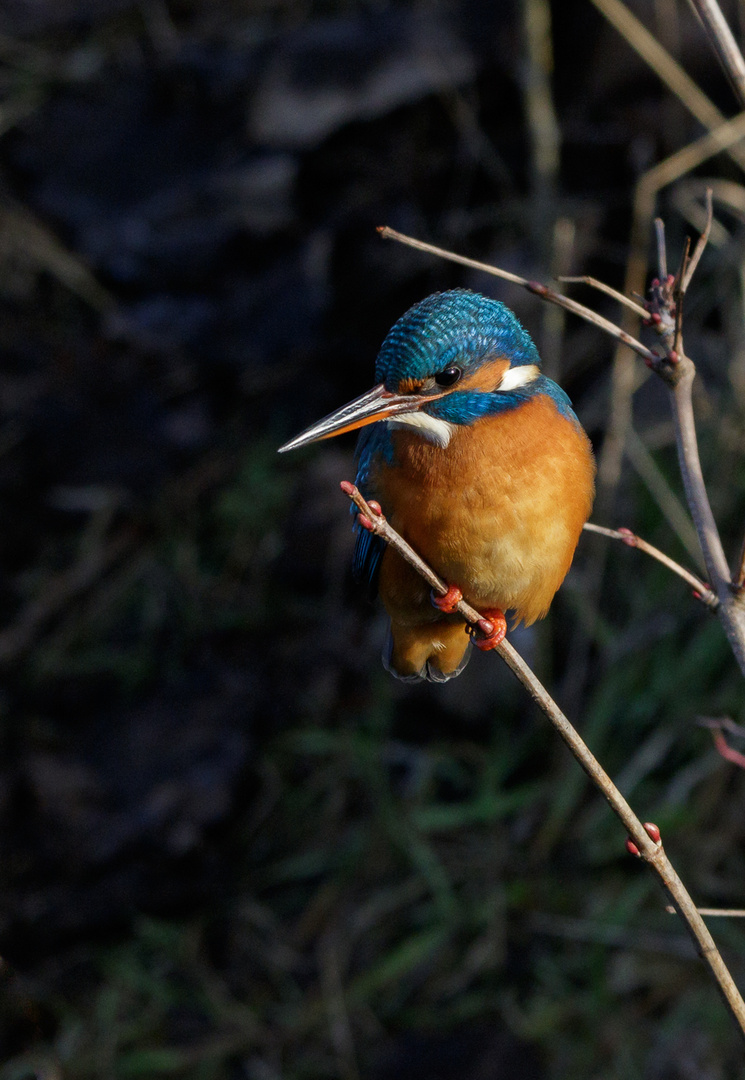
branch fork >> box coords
[338,480,745,1038]
[379,202,745,675]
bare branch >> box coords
[655,217,668,280]
[698,716,745,737]
[666,907,745,917]
[624,430,703,567]
[687,0,745,110]
[711,730,745,769]
[377,227,658,364]
[557,276,648,319]
[591,0,745,171]
[672,235,690,357]
[667,361,745,673]
[682,187,714,292]
[582,522,718,608]
[339,481,745,1040]
[699,716,745,737]
[698,716,745,769]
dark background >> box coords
[0,0,745,1077]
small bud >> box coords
[668,350,679,363]
[651,312,662,325]
[651,278,659,288]
[527,281,548,297]
[617,527,638,548]
[358,514,374,531]
[626,838,641,857]
[644,822,661,844]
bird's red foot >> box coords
[431,585,463,614]
[470,608,507,651]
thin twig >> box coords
[687,0,745,110]
[668,360,745,672]
[666,907,745,917]
[582,522,718,608]
[522,0,560,256]
[711,730,745,769]
[589,113,745,699]
[642,202,745,668]
[339,481,745,1040]
[625,429,703,567]
[655,217,668,280]
[557,276,648,319]
[377,227,658,364]
[698,716,745,737]
[682,187,714,291]
[698,717,745,769]
[672,236,690,356]
[590,0,745,171]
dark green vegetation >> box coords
[1,1,745,1077]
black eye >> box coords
[434,365,462,387]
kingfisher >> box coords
[279,290,595,682]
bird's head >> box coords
[278,290,542,453]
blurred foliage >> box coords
[1,1,745,1079]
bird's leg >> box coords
[431,589,506,649]
[470,609,507,651]
[430,585,463,613]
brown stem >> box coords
[557,275,648,319]
[377,227,658,364]
[666,907,745,917]
[582,522,718,608]
[668,361,745,673]
[340,481,745,1039]
[687,0,745,109]
[711,730,745,769]
[682,187,713,292]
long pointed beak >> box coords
[278,383,421,453]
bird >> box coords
[279,289,595,682]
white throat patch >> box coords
[499,363,540,391]
[385,364,540,448]
[388,411,455,448]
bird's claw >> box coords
[431,585,463,614]
[469,609,507,651]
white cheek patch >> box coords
[388,411,455,447]
[499,363,540,391]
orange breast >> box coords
[373,395,595,627]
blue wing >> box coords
[351,424,393,596]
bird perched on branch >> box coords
[279,290,595,682]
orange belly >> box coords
[373,395,595,635]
